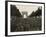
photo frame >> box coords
[5,1,45,36]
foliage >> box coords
[11,5,22,17]
[11,17,41,32]
[29,7,42,17]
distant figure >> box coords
[22,11,28,18]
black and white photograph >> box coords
[6,1,45,36]
[11,4,42,32]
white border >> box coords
[8,2,44,35]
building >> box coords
[22,11,28,18]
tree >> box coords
[34,7,42,16]
[29,7,42,17]
[11,5,22,17]
[29,11,35,17]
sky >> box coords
[15,5,39,16]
